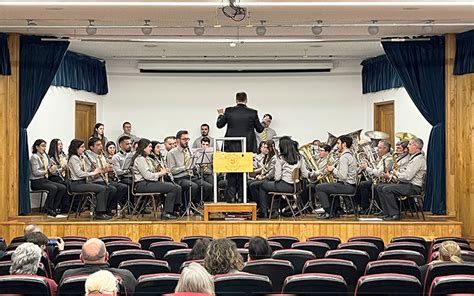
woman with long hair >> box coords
[30,139,67,217]
[47,138,68,183]
[420,240,463,280]
[67,139,112,220]
[90,123,108,146]
[131,138,181,219]
[258,136,308,218]
[204,238,244,275]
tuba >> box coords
[299,143,318,172]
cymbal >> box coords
[364,130,390,140]
[395,132,416,141]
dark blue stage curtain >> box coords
[454,30,474,75]
[382,36,446,215]
[19,36,69,214]
[0,33,11,75]
[52,51,108,95]
[360,55,403,94]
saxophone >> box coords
[389,153,400,184]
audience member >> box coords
[187,239,211,261]
[247,236,272,261]
[25,231,64,265]
[204,238,244,275]
[24,224,41,236]
[420,240,463,280]
[85,270,118,296]
[175,262,214,295]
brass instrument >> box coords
[326,132,338,148]
[396,132,416,142]
[316,156,336,183]
[389,153,400,184]
[299,143,318,171]
[365,130,390,147]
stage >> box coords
[0,212,462,244]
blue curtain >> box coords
[0,33,11,75]
[19,35,69,214]
[382,36,446,215]
[361,55,403,94]
[454,30,474,75]
[52,51,108,95]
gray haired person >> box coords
[10,242,42,275]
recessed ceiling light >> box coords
[45,7,63,10]
[309,45,323,48]
[402,7,420,10]
[144,44,158,48]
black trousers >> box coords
[48,175,71,211]
[174,177,200,204]
[94,181,127,211]
[70,180,109,212]
[225,173,244,202]
[195,174,213,202]
[258,180,294,214]
[358,180,374,210]
[248,179,264,209]
[135,181,182,213]
[30,178,66,211]
[376,183,422,216]
[315,182,356,212]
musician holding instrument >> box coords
[47,138,68,183]
[29,139,67,217]
[377,138,426,221]
[131,138,182,220]
[358,140,393,213]
[84,137,127,216]
[112,135,134,186]
[67,139,112,220]
[315,136,358,219]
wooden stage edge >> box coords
[0,214,462,244]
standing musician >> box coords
[315,136,358,219]
[29,139,67,217]
[358,140,393,213]
[112,135,134,186]
[116,121,140,145]
[256,114,277,145]
[67,139,112,220]
[377,138,426,221]
[131,138,182,220]
[84,137,127,216]
[249,140,276,216]
[90,123,108,147]
[192,123,214,148]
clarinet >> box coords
[47,153,65,181]
[83,151,109,185]
[157,155,176,185]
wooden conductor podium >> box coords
[204,137,257,221]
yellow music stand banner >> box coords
[213,152,253,173]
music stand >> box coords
[194,147,214,205]
[181,151,202,217]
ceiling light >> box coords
[86,20,97,35]
[422,20,434,34]
[26,19,37,33]
[141,20,152,35]
[311,20,323,35]
[194,20,205,36]
[256,20,266,36]
[368,20,379,35]
[229,41,237,47]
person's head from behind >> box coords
[85,270,118,296]
[248,236,272,261]
[81,238,108,264]
[10,242,42,275]
[204,238,244,275]
[175,262,214,295]
[25,231,48,251]
[437,240,463,263]
[24,224,41,236]
[279,136,300,165]
[235,92,247,104]
[187,238,211,261]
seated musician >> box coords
[30,139,66,217]
[358,140,393,214]
[315,136,358,219]
[377,138,426,221]
[111,135,134,186]
[67,139,111,220]
[47,138,70,212]
[258,137,308,218]
[131,138,182,219]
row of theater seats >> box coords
[1,234,473,295]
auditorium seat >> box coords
[59,274,125,296]
[118,259,171,279]
[423,262,474,295]
[164,248,192,273]
[180,259,204,272]
[0,250,14,262]
[428,274,474,296]
[0,274,55,296]
[52,249,81,265]
[149,241,188,260]
[267,235,300,249]
[348,236,385,252]
[432,236,469,246]
[378,249,426,266]
[337,241,380,261]
[354,273,422,295]
[62,241,84,251]
[243,258,295,292]
[6,242,22,251]
[271,249,315,274]
[214,272,273,296]
[282,273,348,295]
[99,235,132,243]
[227,236,251,248]
[325,249,370,276]
[52,260,84,284]
[431,241,472,252]
[61,236,87,242]
[108,249,155,268]
[245,241,283,253]
[302,258,358,291]
[391,235,429,258]
[0,261,47,277]
[0,237,6,252]
[364,259,421,281]
[237,248,249,262]
[291,241,330,258]
[307,236,341,250]
[430,250,474,263]
[386,242,427,256]
[180,235,213,248]
[134,273,180,296]
[105,241,141,254]
[138,235,173,250]
[9,236,26,244]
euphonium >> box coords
[299,143,318,171]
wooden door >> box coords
[374,101,394,146]
[75,101,96,141]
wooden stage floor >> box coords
[0,212,462,244]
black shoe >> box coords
[161,212,177,220]
[46,209,57,217]
[383,214,401,221]
[316,212,331,219]
[106,209,114,216]
[94,213,112,220]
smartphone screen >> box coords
[47,238,58,246]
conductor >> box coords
[216,92,265,202]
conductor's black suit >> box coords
[217,103,264,201]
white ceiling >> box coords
[0,1,473,61]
